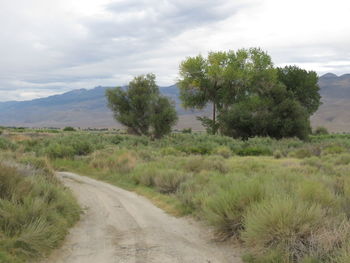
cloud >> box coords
[0,0,349,101]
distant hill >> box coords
[0,85,206,130]
[311,73,350,132]
[0,74,349,132]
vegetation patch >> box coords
[2,130,350,262]
[0,161,80,262]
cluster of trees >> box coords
[106,48,320,139]
[179,48,320,139]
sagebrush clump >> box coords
[0,162,80,262]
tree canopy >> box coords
[178,48,320,139]
[277,65,321,114]
[106,74,178,138]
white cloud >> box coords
[0,0,349,101]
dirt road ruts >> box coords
[43,172,241,263]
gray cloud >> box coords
[0,0,349,101]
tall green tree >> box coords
[106,74,178,138]
[277,66,321,114]
[178,51,228,134]
[178,48,276,134]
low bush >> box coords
[44,143,75,159]
[242,198,348,262]
[90,149,138,174]
[0,162,80,262]
[215,146,232,158]
[237,146,272,156]
[273,150,284,159]
[334,243,350,263]
[19,156,54,176]
[153,169,188,193]
[160,146,183,156]
[323,145,347,155]
[181,128,192,134]
[202,179,264,239]
[313,126,329,135]
[63,126,76,132]
[334,154,350,166]
[296,180,338,210]
[132,165,158,186]
[0,137,17,151]
[184,156,228,174]
[289,148,314,159]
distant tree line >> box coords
[106,48,320,139]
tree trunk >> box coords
[213,103,216,135]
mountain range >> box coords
[0,73,349,132]
[0,85,206,130]
[311,73,350,132]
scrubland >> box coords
[0,135,80,262]
[1,128,350,262]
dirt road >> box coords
[43,172,242,263]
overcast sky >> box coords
[0,0,349,101]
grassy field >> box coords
[1,128,350,262]
[0,157,80,262]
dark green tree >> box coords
[219,84,310,140]
[106,74,178,138]
[277,66,321,114]
[152,96,178,139]
[178,48,320,140]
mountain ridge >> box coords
[1,74,350,131]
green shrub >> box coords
[110,135,124,145]
[90,149,138,174]
[184,156,228,174]
[63,126,76,131]
[160,146,183,156]
[215,146,232,158]
[177,178,202,211]
[334,243,350,263]
[313,126,329,135]
[0,137,16,151]
[237,146,272,156]
[273,150,283,159]
[132,165,158,186]
[71,140,93,155]
[296,180,338,210]
[323,145,347,155]
[289,148,313,159]
[153,169,188,193]
[203,179,264,239]
[242,198,347,262]
[334,154,350,165]
[0,165,23,199]
[184,143,214,155]
[181,128,192,134]
[0,162,80,262]
[44,143,75,159]
[20,156,54,176]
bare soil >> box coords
[42,172,242,263]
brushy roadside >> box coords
[3,130,350,262]
[0,155,80,263]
